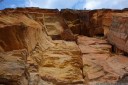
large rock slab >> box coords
[107,13,128,53]
[78,36,111,54]
[0,50,28,85]
[78,36,128,85]
[30,40,86,85]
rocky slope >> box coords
[0,7,128,85]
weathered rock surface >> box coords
[107,13,128,53]
[0,8,86,85]
[29,40,85,85]
[78,36,128,85]
[0,50,28,85]
[61,9,128,37]
[0,7,128,85]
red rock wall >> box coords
[107,13,128,53]
[61,9,107,36]
[61,9,128,37]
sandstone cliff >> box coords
[107,13,128,53]
[61,9,128,37]
[0,8,84,85]
[0,7,128,85]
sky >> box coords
[0,0,128,10]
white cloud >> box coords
[84,0,101,9]
[25,0,85,9]
[25,0,38,7]
[84,0,128,9]
[10,4,16,8]
[25,0,128,10]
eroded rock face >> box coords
[61,9,128,37]
[0,7,128,85]
[0,50,28,85]
[61,9,106,36]
[78,36,128,85]
[0,8,86,85]
[107,13,128,53]
[29,40,85,85]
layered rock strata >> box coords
[0,7,128,85]
[61,9,128,37]
[0,8,85,85]
[107,13,128,53]
[78,36,128,85]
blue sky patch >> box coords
[0,0,128,10]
